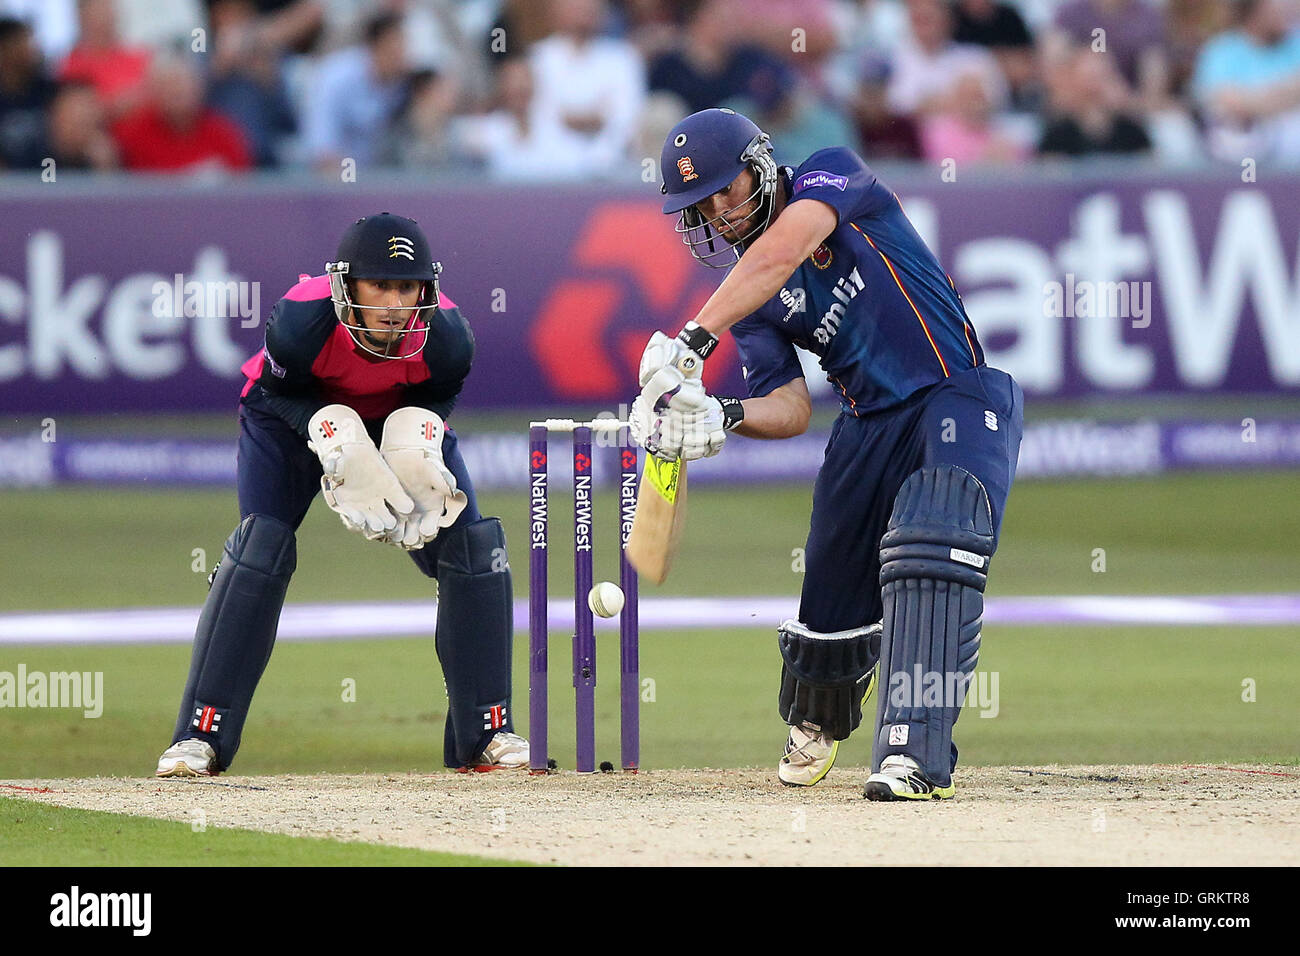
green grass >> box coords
[0,470,1297,865]
[0,796,524,866]
[2,472,1299,612]
[1,626,1295,780]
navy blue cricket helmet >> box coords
[660,108,779,268]
[324,212,442,359]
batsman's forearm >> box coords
[732,394,806,440]
[692,247,801,336]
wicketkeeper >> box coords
[631,109,1023,799]
[156,213,527,776]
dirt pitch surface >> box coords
[4,765,1297,866]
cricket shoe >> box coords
[863,754,954,801]
[459,732,530,773]
[777,661,877,787]
[778,721,839,786]
[155,739,218,777]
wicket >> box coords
[528,419,640,773]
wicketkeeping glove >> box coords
[379,407,469,550]
[308,405,414,540]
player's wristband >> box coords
[677,321,719,360]
[717,396,745,430]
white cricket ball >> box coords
[587,581,625,618]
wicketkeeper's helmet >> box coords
[325,212,442,359]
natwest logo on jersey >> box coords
[528,202,740,398]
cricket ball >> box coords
[587,581,625,618]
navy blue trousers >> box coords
[798,366,1024,633]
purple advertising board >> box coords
[1,170,1298,415]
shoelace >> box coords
[784,725,829,762]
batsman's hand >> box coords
[379,407,469,550]
[637,322,717,387]
[629,394,727,462]
[308,405,414,540]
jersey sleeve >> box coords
[403,305,475,420]
[730,310,804,399]
[242,297,331,437]
[786,147,893,225]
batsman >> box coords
[155,213,527,777]
[631,109,1023,799]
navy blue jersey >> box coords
[731,148,984,414]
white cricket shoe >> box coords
[778,721,839,786]
[864,754,955,801]
[156,739,218,778]
[461,732,530,772]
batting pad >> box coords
[777,619,880,740]
[873,465,992,787]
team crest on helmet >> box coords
[388,236,415,260]
[810,243,833,270]
[677,156,698,182]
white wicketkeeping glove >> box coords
[308,405,414,540]
[629,394,727,462]
[379,407,468,551]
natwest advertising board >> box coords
[0,171,1297,415]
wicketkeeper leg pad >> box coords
[434,517,515,767]
[873,465,992,787]
[777,619,881,740]
[172,513,297,770]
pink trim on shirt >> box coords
[282,274,332,301]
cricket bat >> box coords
[626,454,688,585]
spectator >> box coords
[887,0,1008,119]
[380,68,462,169]
[300,11,409,173]
[731,61,862,165]
[920,63,1029,164]
[1166,0,1232,97]
[453,54,583,179]
[1046,0,1171,110]
[111,53,252,172]
[0,16,53,168]
[648,0,790,116]
[951,0,1040,110]
[57,0,150,118]
[528,0,644,176]
[47,79,118,170]
[742,0,837,68]
[1192,0,1300,164]
[206,0,297,167]
[850,55,923,159]
[0,0,77,64]
[1038,46,1151,157]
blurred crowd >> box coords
[2,0,1299,178]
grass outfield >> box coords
[0,796,524,866]
[1,627,1296,779]
[1,472,1297,778]
[1,472,1299,611]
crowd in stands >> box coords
[1,0,1299,178]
